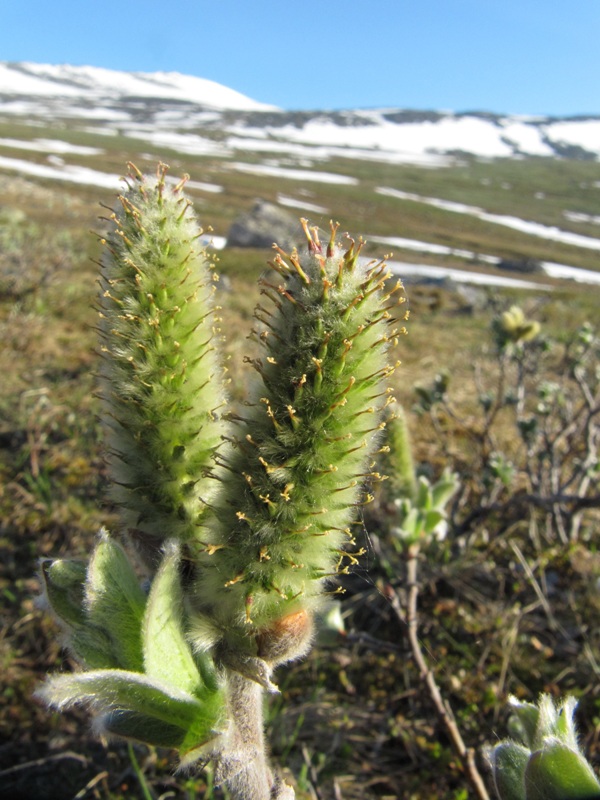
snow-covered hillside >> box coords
[1,61,600,290]
[0,62,599,164]
[0,62,276,111]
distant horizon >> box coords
[1,1,598,118]
[2,59,597,121]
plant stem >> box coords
[389,544,491,800]
[223,672,295,800]
[127,742,155,800]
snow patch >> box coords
[376,187,600,252]
[499,120,554,156]
[564,210,600,226]
[122,129,229,157]
[541,261,600,284]
[372,258,552,291]
[230,162,359,185]
[366,234,500,264]
[268,115,517,158]
[0,155,122,188]
[368,234,600,285]
[185,179,223,194]
[277,194,329,214]
[0,137,104,156]
[227,128,453,166]
[544,119,600,157]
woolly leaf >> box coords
[492,741,529,800]
[101,708,191,749]
[507,696,541,749]
[536,694,560,745]
[415,476,431,510]
[37,669,224,753]
[430,470,459,509]
[554,695,580,752]
[524,741,600,800]
[40,558,87,628]
[69,626,119,669]
[101,706,224,755]
[85,530,146,671]
[142,543,202,695]
[424,509,446,533]
[40,557,120,668]
[393,506,421,543]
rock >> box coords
[454,282,489,313]
[498,257,543,274]
[227,200,303,250]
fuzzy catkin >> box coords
[193,221,405,645]
[98,165,227,559]
[381,405,417,501]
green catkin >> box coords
[381,404,417,501]
[192,220,405,650]
[98,164,227,560]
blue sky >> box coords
[1,0,597,116]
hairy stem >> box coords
[223,672,294,800]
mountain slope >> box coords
[0,61,277,110]
[1,61,599,163]
[1,61,600,289]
